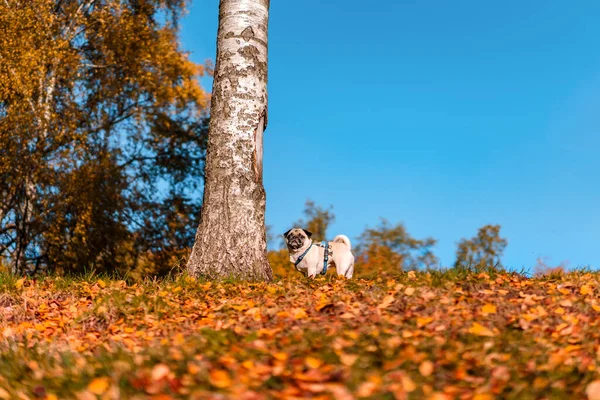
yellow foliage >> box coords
[0,0,208,275]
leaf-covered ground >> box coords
[1,270,600,399]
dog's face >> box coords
[283,228,312,252]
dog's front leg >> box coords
[307,264,318,279]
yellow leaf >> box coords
[209,369,232,388]
[293,308,308,319]
[378,295,395,309]
[88,377,110,395]
[15,278,25,289]
[587,380,600,400]
[187,363,200,375]
[401,375,416,392]
[468,322,495,337]
[419,360,434,377]
[593,304,600,312]
[473,394,494,400]
[339,353,358,366]
[272,352,288,361]
[581,285,593,295]
[481,304,497,314]
[404,287,416,296]
[356,381,377,397]
[46,395,58,400]
[305,357,322,369]
[417,317,433,328]
[555,307,565,315]
[97,279,106,288]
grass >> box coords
[1,269,600,399]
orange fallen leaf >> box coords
[151,364,170,381]
[401,375,417,392]
[356,381,377,397]
[209,369,232,388]
[481,304,497,314]
[468,322,495,337]
[581,285,593,295]
[293,308,308,319]
[419,360,434,377]
[88,377,110,395]
[339,353,358,366]
[305,357,322,369]
[378,295,395,309]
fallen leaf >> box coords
[339,353,358,366]
[468,322,495,337]
[151,364,170,381]
[581,285,593,295]
[305,357,322,369]
[481,304,497,314]
[87,377,110,395]
[378,295,395,309]
[356,381,377,397]
[419,360,434,377]
[402,375,417,392]
[209,369,232,388]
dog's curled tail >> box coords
[333,234,352,251]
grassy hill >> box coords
[1,269,599,399]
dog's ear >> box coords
[302,229,313,238]
[283,229,292,238]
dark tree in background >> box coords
[357,219,438,271]
[0,0,209,277]
[293,200,335,243]
[454,224,507,270]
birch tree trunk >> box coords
[187,0,272,280]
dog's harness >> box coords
[294,243,312,267]
[316,241,332,275]
[294,241,333,275]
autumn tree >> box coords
[356,219,438,272]
[187,0,272,280]
[454,224,507,270]
[294,200,335,243]
[0,0,208,276]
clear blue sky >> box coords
[181,0,600,270]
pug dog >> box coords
[283,228,354,278]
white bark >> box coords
[187,0,272,280]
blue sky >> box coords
[181,0,600,270]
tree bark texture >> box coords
[187,0,272,280]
